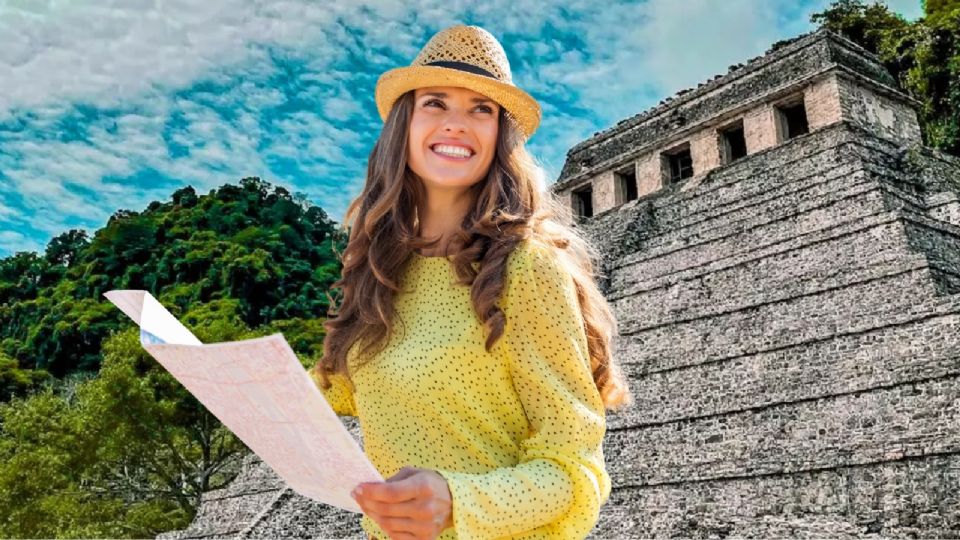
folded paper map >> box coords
[103,289,383,514]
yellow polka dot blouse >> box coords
[316,240,611,539]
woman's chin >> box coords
[420,173,481,188]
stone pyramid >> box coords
[558,27,960,539]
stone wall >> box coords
[836,73,922,145]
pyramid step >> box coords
[611,298,960,426]
[611,209,909,314]
[595,453,960,538]
[605,371,960,486]
[615,256,941,366]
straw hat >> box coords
[375,25,542,140]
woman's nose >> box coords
[442,110,468,132]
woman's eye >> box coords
[422,99,493,114]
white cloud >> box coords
[0,0,925,256]
[0,230,33,254]
[0,89,280,241]
[0,0,342,121]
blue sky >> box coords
[0,0,924,257]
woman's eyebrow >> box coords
[420,91,494,104]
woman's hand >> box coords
[352,466,453,540]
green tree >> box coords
[812,0,960,155]
[0,351,51,402]
[0,175,346,535]
[45,229,90,268]
[0,385,189,538]
[0,305,264,537]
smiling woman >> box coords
[309,24,633,540]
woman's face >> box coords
[407,86,500,192]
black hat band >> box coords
[424,61,498,80]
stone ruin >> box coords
[158,27,960,539]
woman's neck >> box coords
[418,188,473,253]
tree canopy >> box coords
[811,0,960,155]
[0,177,346,385]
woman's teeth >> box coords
[432,144,473,158]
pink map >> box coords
[104,289,384,514]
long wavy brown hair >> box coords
[309,90,633,412]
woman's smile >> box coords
[430,143,475,162]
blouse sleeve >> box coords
[311,369,358,417]
[433,243,611,539]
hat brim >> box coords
[375,65,542,140]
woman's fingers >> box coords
[358,496,428,518]
[375,514,431,536]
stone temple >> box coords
[158,27,960,539]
